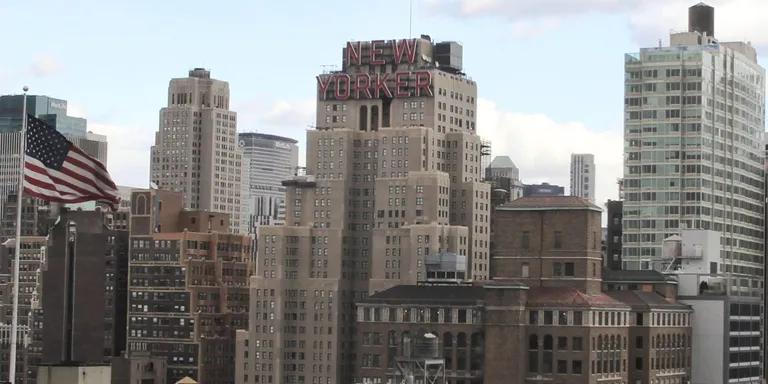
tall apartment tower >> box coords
[238,132,299,233]
[150,69,244,233]
[569,153,595,202]
[622,4,765,274]
[240,36,490,384]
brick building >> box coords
[126,189,253,384]
[353,196,692,384]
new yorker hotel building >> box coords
[240,36,490,384]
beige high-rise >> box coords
[238,37,490,384]
[150,68,244,233]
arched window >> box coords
[135,194,147,215]
[456,332,467,348]
[443,332,453,348]
[371,105,379,131]
[359,106,368,131]
[529,334,538,350]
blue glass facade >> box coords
[0,95,87,137]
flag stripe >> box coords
[63,154,117,190]
[70,145,108,173]
[26,160,106,199]
[22,114,120,208]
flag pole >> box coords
[9,86,29,384]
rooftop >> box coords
[607,290,690,310]
[363,285,484,305]
[527,287,629,308]
[239,132,299,144]
[603,269,678,283]
[488,155,517,169]
[497,196,602,212]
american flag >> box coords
[23,115,119,208]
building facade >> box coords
[570,153,595,203]
[149,69,245,233]
[621,4,765,275]
[239,36,490,384]
[0,236,46,384]
[126,189,252,384]
[605,200,623,271]
[353,196,692,384]
[239,132,299,233]
[484,155,523,202]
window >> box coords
[554,231,562,249]
[557,337,567,350]
[636,312,643,326]
[635,357,643,370]
[521,263,529,278]
[557,360,567,374]
[564,262,575,276]
[529,334,538,350]
[553,263,562,276]
[572,360,583,374]
[573,311,583,326]
[529,311,539,325]
[572,337,583,351]
[558,311,568,325]
[544,311,553,325]
[521,231,530,250]
[635,336,643,349]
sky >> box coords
[2,0,768,212]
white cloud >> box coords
[28,55,61,78]
[476,98,623,208]
[424,0,768,49]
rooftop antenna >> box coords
[409,0,413,38]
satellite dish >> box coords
[149,182,158,189]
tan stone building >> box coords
[352,196,692,384]
[150,69,245,233]
[126,189,253,384]
[238,36,490,384]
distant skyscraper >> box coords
[485,155,523,201]
[522,182,564,197]
[0,95,105,224]
[238,132,299,232]
[570,153,595,202]
[149,68,244,233]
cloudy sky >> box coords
[2,0,767,210]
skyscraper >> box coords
[485,155,523,201]
[238,132,299,233]
[622,3,764,274]
[569,153,595,202]
[149,68,244,233]
[623,5,764,381]
[240,36,490,384]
